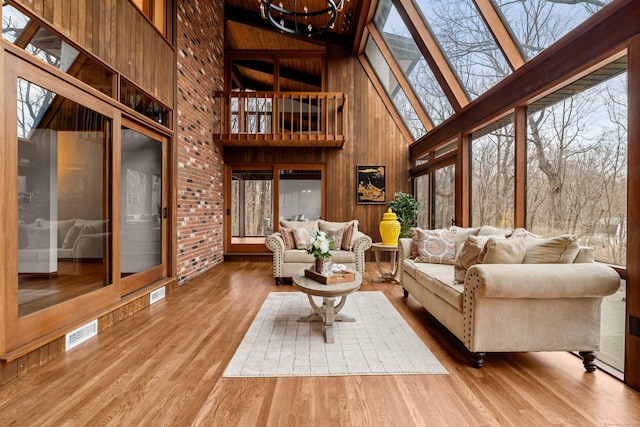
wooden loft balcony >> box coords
[214,91,347,147]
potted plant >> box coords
[387,192,419,238]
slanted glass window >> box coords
[470,116,515,228]
[411,0,512,100]
[492,0,613,61]
[373,0,454,126]
[526,57,627,267]
[364,37,427,139]
[2,4,114,98]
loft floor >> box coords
[1,262,638,425]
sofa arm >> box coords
[351,231,372,276]
[265,233,285,279]
[397,238,413,284]
[464,263,620,300]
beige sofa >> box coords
[266,219,372,285]
[398,226,620,371]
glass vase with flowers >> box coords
[306,231,333,274]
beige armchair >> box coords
[265,219,372,285]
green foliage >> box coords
[388,192,419,238]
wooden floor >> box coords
[1,262,639,426]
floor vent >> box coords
[150,287,166,304]
[65,319,98,351]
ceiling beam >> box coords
[473,0,525,70]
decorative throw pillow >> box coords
[478,236,526,264]
[477,225,512,237]
[279,219,318,235]
[523,234,580,264]
[341,222,355,250]
[510,228,541,239]
[409,227,423,258]
[453,235,491,283]
[324,227,344,250]
[451,226,481,253]
[318,219,358,233]
[279,227,296,250]
[62,225,83,249]
[293,227,312,250]
[415,228,456,264]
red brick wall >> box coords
[176,0,225,283]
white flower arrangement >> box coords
[306,230,333,259]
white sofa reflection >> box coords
[18,218,107,273]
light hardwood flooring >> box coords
[1,261,639,426]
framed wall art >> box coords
[356,165,385,204]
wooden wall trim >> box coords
[410,0,639,158]
[513,107,526,228]
[625,34,640,391]
[473,0,524,71]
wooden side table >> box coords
[371,242,399,283]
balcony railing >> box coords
[213,91,347,147]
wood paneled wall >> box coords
[224,45,410,244]
[12,0,174,107]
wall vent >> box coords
[65,319,98,350]
[150,286,166,304]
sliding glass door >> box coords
[119,120,168,295]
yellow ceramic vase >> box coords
[379,208,401,246]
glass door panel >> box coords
[277,169,323,222]
[229,168,274,250]
[120,123,167,295]
[433,164,455,229]
[16,78,112,318]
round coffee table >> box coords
[292,268,362,343]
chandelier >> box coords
[259,0,349,36]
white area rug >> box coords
[223,291,447,377]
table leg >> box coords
[298,295,356,343]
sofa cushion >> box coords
[451,226,481,253]
[282,249,355,264]
[341,222,355,250]
[453,235,491,283]
[25,226,50,248]
[414,228,456,264]
[293,228,312,249]
[62,225,83,249]
[324,227,344,250]
[318,219,358,250]
[318,219,358,232]
[414,264,464,311]
[478,236,526,264]
[477,225,512,237]
[280,227,296,250]
[523,234,580,264]
[279,219,319,234]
